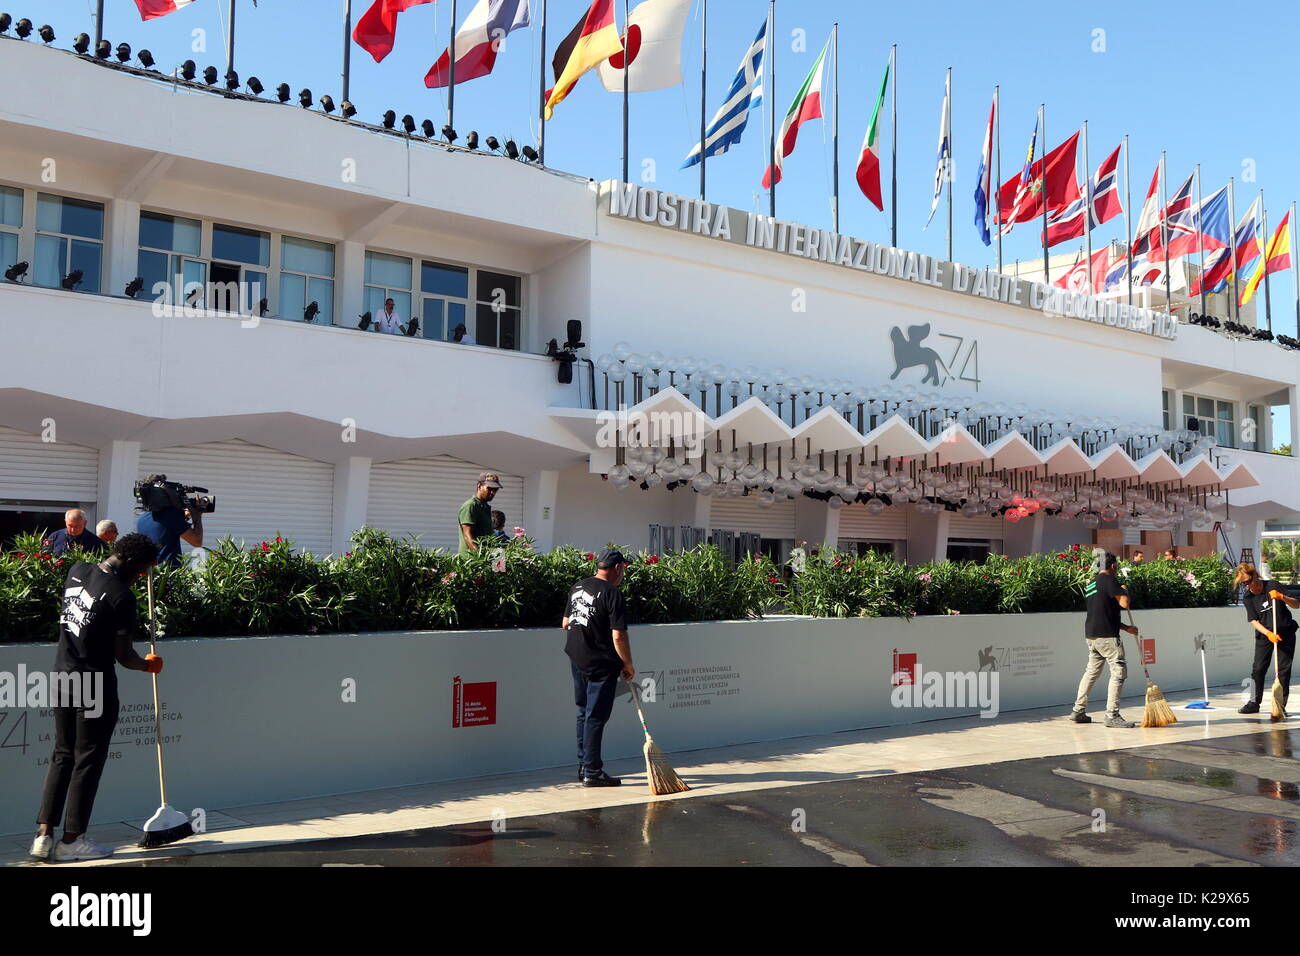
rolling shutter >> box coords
[948,515,1006,539]
[139,440,335,556]
[709,495,796,539]
[366,456,524,551]
[0,426,99,503]
[838,503,908,541]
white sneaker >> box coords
[52,836,113,862]
[29,834,54,861]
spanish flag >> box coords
[545,0,624,120]
[1240,210,1291,307]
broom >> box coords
[139,569,194,848]
[1131,611,1176,728]
[627,681,689,795]
[1270,593,1288,721]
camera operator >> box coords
[135,476,205,566]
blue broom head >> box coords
[1185,701,1211,709]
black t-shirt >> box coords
[1244,581,1298,636]
[53,562,139,692]
[1083,572,1126,638]
[564,576,628,679]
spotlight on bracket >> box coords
[466,131,479,150]
[421,119,435,138]
[247,76,263,95]
[4,260,28,283]
[303,301,320,322]
[545,320,585,384]
[275,83,290,103]
[60,269,84,291]
[504,140,519,160]
[203,66,219,85]
[225,70,239,91]
[298,88,313,108]
[124,276,144,298]
[485,136,500,152]
[38,23,53,44]
[94,39,111,59]
[340,100,357,118]
[138,49,156,69]
[381,110,396,129]
[442,125,457,144]
[522,145,539,163]
[180,59,196,80]
[72,32,89,53]
[14,17,31,39]
[116,42,132,63]
[320,95,336,114]
[401,114,416,134]
[0,14,10,34]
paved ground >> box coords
[6,685,1295,867]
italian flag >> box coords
[855,60,890,211]
[134,0,198,19]
[761,40,829,190]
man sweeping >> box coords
[1233,564,1300,714]
[562,549,634,788]
[31,533,163,862]
[1069,550,1140,728]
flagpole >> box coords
[1160,151,1171,314]
[890,43,897,247]
[832,23,840,233]
[1261,191,1273,332]
[945,66,952,262]
[621,0,630,183]
[226,0,236,78]
[699,0,708,200]
[1228,177,1239,323]
[94,0,103,49]
[1292,200,1298,340]
[768,0,777,219]
[1039,104,1048,283]
[994,85,1003,272]
[1083,120,1093,291]
[538,0,547,165]
[1123,134,1133,305]
[342,0,352,104]
[1194,164,1206,318]
[449,0,458,133]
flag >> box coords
[1240,210,1291,306]
[134,0,199,17]
[1056,245,1110,293]
[855,59,891,211]
[354,0,435,63]
[682,18,767,169]
[998,122,1037,236]
[973,93,995,244]
[1106,253,1186,294]
[761,39,829,190]
[1043,144,1122,246]
[545,0,624,120]
[425,0,531,89]
[598,0,691,92]
[1198,195,1263,294]
[1135,172,1193,261]
[924,72,952,229]
[996,132,1081,227]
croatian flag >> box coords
[134,0,197,19]
[973,94,995,246]
[426,0,531,89]
[682,18,767,168]
[1043,144,1123,247]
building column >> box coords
[907,508,951,564]
[337,239,367,328]
[1003,512,1045,558]
[523,469,560,553]
[332,456,371,555]
[794,495,837,550]
[106,198,142,299]
[96,440,140,531]
[691,492,712,534]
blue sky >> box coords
[22,1,1300,434]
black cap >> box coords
[596,548,629,569]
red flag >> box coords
[133,0,197,18]
[997,132,1081,226]
[354,0,435,63]
[1054,245,1109,293]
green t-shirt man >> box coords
[458,472,501,553]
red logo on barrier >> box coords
[1141,638,1156,666]
[452,676,497,728]
[891,649,917,686]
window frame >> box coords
[34,191,105,294]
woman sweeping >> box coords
[1233,564,1300,715]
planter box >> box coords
[0,607,1249,836]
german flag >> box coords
[545,0,623,120]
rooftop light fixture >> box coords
[116,42,132,63]
[0,14,10,34]
[298,88,313,108]
[340,100,357,118]
[442,124,457,143]
[14,17,31,39]
[466,131,479,149]
[225,70,239,91]
[246,76,263,95]
[202,65,218,85]
[180,60,196,80]
[381,110,396,129]
[401,114,416,134]
[94,39,111,59]
[320,95,336,113]
[421,119,435,137]
[504,140,519,159]
[72,32,89,53]
[38,23,53,44]
[275,83,290,102]
[138,48,155,69]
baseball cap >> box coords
[477,472,502,489]
[596,548,630,569]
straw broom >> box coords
[1131,611,1176,728]
[1270,594,1288,721]
[627,682,689,795]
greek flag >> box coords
[681,18,767,169]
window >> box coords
[35,193,104,292]
[364,251,413,327]
[281,236,335,325]
[211,223,269,313]
[1183,394,1235,448]
[0,185,20,275]
[475,270,521,350]
[1161,390,1171,431]
[420,261,469,341]
[138,211,205,306]
[1248,404,1265,452]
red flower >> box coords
[767,575,779,584]
[1058,553,1067,559]
[1071,544,1081,551]
[275,536,282,543]
[260,542,271,552]
[646,554,660,564]
[584,553,596,561]
[474,576,486,585]
[345,551,353,557]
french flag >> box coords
[1043,144,1123,246]
[134,0,198,19]
[426,0,531,89]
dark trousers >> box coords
[572,664,620,774]
[37,695,119,835]
[1249,630,1296,705]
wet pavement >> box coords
[124,728,1300,867]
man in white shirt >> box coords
[374,298,404,335]
[452,322,476,345]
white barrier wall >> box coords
[0,607,1250,836]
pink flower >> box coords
[513,527,527,538]
[919,573,933,583]
[442,572,458,584]
[492,557,507,574]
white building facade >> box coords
[1,40,1297,566]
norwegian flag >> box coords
[1043,144,1123,247]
